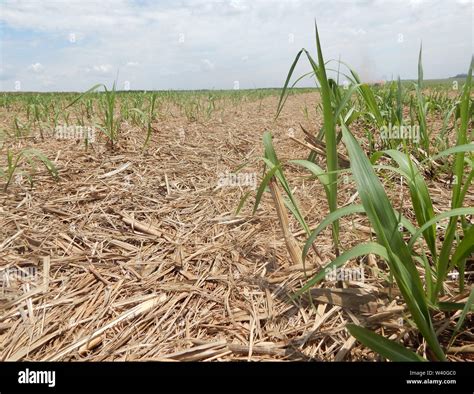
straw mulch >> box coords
[0,93,472,361]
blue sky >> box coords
[0,0,472,92]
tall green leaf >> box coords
[342,124,445,360]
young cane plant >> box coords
[274,21,341,254]
[413,43,430,157]
[1,148,59,191]
[66,83,121,147]
[130,92,158,150]
[297,58,474,361]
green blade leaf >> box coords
[302,204,365,263]
[347,324,425,362]
[295,242,388,297]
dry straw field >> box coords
[0,27,472,362]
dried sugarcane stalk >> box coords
[268,177,303,266]
[300,123,350,168]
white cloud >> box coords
[229,0,249,12]
[350,28,367,36]
[126,61,139,67]
[201,59,215,71]
[28,63,44,73]
[92,65,112,74]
